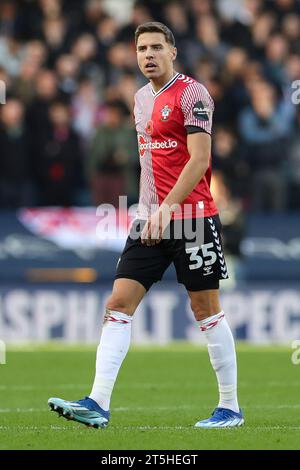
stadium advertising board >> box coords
[0,283,299,344]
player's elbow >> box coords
[190,154,210,174]
[201,157,210,172]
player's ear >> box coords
[171,47,177,62]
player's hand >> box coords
[141,205,172,246]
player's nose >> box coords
[145,48,154,59]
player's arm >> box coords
[163,131,211,208]
[141,82,214,246]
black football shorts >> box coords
[115,215,229,292]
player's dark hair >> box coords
[135,22,175,47]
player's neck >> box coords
[150,70,177,93]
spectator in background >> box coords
[95,15,119,68]
[189,0,215,17]
[213,126,250,201]
[184,15,229,70]
[38,0,63,20]
[264,33,289,86]
[218,0,261,50]
[71,77,105,146]
[13,40,48,105]
[81,0,106,35]
[26,68,58,136]
[221,48,250,124]
[71,33,102,86]
[105,41,137,86]
[0,98,32,208]
[250,11,276,60]
[32,101,82,206]
[55,53,79,98]
[12,58,40,105]
[281,13,300,53]
[23,40,47,68]
[283,53,300,90]
[0,35,24,77]
[42,16,69,68]
[194,56,218,85]
[163,1,189,43]
[117,3,152,43]
[0,0,18,38]
[205,75,236,125]
[239,80,295,211]
[87,99,139,206]
[105,71,140,112]
[163,2,190,67]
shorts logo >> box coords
[193,101,210,121]
[160,104,172,121]
[203,266,213,276]
[138,134,178,157]
[145,120,154,135]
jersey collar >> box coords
[150,72,179,99]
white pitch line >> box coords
[114,404,300,411]
[0,425,71,431]
[1,381,300,392]
[120,425,300,431]
[0,408,46,413]
[1,425,300,432]
[0,405,198,414]
[1,404,300,414]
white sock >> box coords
[89,310,132,411]
[198,311,239,413]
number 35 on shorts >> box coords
[185,243,217,270]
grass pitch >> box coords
[0,343,299,450]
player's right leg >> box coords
[48,278,146,428]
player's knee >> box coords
[192,310,209,322]
[105,296,135,316]
[190,299,211,322]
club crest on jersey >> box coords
[160,104,172,121]
[145,120,154,135]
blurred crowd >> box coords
[1,0,300,241]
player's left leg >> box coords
[49,223,172,429]
[189,288,244,428]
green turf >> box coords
[0,343,299,450]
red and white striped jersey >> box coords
[134,72,218,219]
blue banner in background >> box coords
[0,282,299,344]
[240,213,300,281]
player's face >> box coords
[136,32,177,83]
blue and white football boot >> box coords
[195,407,244,428]
[48,396,110,429]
